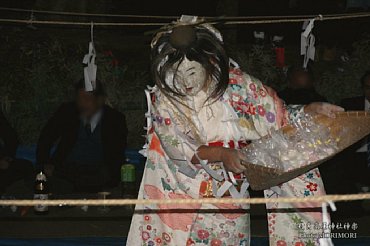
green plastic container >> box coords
[121,164,136,182]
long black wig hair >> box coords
[150,24,230,102]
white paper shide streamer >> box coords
[82,23,97,92]
[301,18,316,69]
[319,201,337,246]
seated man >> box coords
[36,79,128,193]
[0,110,33,194]
[341,70,370,192]
[279,65,326,104]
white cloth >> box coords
[357,98,370,152]
[82,109,103,133]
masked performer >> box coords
[127,16,343,246]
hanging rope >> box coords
[0,6,179,19]
[0,6,370,20]
[0,193,369,207]
[0,18,168,26]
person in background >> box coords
[341,70,370,192]
[36,79,128,193]
[278,66,358,210]
[0,110,33,194]
[279,65,326,104]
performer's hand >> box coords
[304,102,344,118]
[220,148,246,174]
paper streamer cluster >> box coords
[82,23,97,92]
[301,18,316,69]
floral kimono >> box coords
[127,67,326,246]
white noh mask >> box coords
[171,57,207,96]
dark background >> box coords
[0,0,369,148]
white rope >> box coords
[0,12,369,27]
[0,18,168,26]
[1,7,369,20]
[0,193,369,207]
[0,7,178,19]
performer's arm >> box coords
[304,102,344,118]
[264,83,343,125]
[191,145,246,174]
[284,102,344,123]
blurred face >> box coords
[290,71,314,90]
[172,57,207,96]
[363,76,370,101]
[76,89,104,119]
